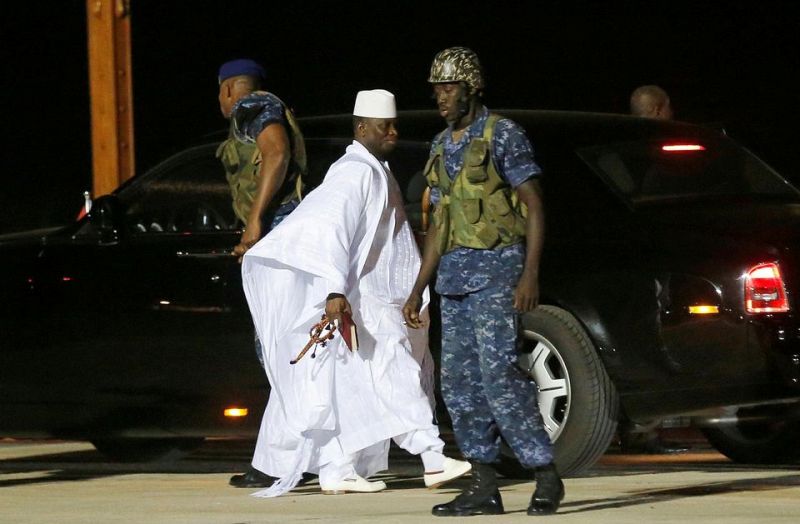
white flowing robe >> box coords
[241,141,435,495]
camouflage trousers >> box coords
[440,285,554,468]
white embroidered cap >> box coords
[353,89,397,118]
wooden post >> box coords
[86,0,134,197]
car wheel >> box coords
[496,305,619,478]
[701,407,800,464]
[90,437,205,462]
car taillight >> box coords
[745,262,790,313]
[662,144,706,152]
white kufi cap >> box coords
[353,89,397,118]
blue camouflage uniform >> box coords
[430,106,554,468]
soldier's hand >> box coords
[514,270,539,312]
[403,292,425,329]
[232,223,262,263]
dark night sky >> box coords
[2,1,799,233]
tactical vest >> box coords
[424,113,527,254]
[216,92,307,225]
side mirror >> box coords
[77,194,125,244]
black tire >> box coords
[701,408,800,464]
[497,305,619,478]
[91,437,205,462]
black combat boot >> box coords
[527,463,565,515]
[431,462,504,517]
[229,467,276,488]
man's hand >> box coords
[233,122,290,263]
[232,221,262,262]
[325,295,352,324]
[402,292,426,329]
[514,269,539,313]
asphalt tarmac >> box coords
[1,437,799,523]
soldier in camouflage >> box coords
[403,47,564,517]
[217,59,308,490]
[216,58,307,261]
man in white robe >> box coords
[241,89,470,496]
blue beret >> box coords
[218,59,266,84]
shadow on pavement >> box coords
[0,439,255,488]
[559,473,800,514]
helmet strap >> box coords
[455,82,476,117]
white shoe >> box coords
[424,457,472,488]
[320,474,387,494]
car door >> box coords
[25,144,263,428]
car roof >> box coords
[299,109,716,147]
[121,109,722,198]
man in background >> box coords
[622,84,690,455]
[630,84,673,120]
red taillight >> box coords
[745,262,790,313]
[661,144,706,152]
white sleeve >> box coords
[245,159,373,294]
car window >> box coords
[120,139,432,236]
[577,136,800,205]
[121,145,237,234]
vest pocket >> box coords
[487,191,525,242]
[465,166,488,183]
[454,198,480,225]
[452,198,498,248]
[486,191,512,216]
[465,142,488,182]
[474,221,500,247]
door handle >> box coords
[152,302,228,313]
[175,250,234,259]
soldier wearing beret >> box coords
[216,58,307,261]
[217,58,307,489]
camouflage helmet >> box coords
[428,47,485,90]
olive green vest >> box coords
[424,113,527,254]
[216,132,258,225]
[216,93,307,225]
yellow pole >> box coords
[86,0,134,197]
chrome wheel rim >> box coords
[518,330,571,441]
